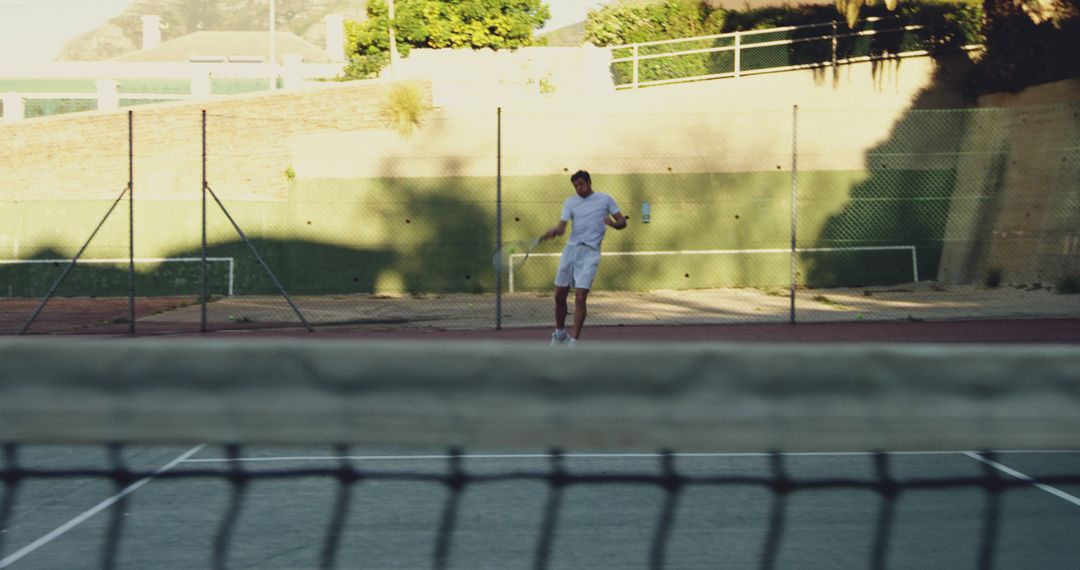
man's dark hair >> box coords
[570,170,591,184]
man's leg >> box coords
[555,286,570,330]
[571,288,589,340]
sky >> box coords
[0,0,615,64]
[0,0,130,63]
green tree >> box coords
[973,0,1080,91]
[586,0,982,87]
[584,0,724,85]
[584,0,715,47]
[342,0,551,80]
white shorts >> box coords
[554,244,602,290]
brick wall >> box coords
[0,79,432,202]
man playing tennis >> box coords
[543,170,627,346]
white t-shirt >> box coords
[560,191,620,250]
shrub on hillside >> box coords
[971,0,1080,92]
[341,0,550,80]
[587,0,983,87]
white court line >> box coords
[179,451,932,463]
[0,445,205,569]
[180,450,1078,464]
[965,452,1080,508]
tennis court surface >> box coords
[2,339,1079,569]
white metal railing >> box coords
[609,16,978,89]
[0,61,344,79]
[0,60,346,122]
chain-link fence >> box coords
[2,99,1078,334]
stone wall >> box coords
[939,79,1080,286]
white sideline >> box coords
[965,452,1080,508]
[180,449,1080,464]
[0,445,205,569]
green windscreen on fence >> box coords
[2,101,1078,333]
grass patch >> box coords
[381,83,429,136]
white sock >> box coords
[555,328,566,337]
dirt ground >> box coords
[5,283,1078,342]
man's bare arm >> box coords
[543,220,568,241]
[606,211,628,230]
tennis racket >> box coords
[492,236,544,273]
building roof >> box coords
[111,31,333,64]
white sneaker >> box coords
[550,331,568,346]
[567,338,578,347]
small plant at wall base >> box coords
[984,268,1003,288]
[1056,275,1079,294]
[539,75,556,94]
[381,83,429,136]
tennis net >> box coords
[2,340,1080,568]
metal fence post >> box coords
[495,107,503,330]
[20,188,129,334]
[831,21,838,69]
[790,104,799,324]
[734,32,741,78]
[201,110,208,333]
[128,110,135,334]
[632,45,639,88]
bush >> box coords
[381,83,429,136]
[587,0,983,87]
[984,268,1003,288]
[971,0,1080,93]
[340,0,549,80]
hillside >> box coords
[539,21,586,47]
[56,0,366,61]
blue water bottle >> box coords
[641,201,651,223]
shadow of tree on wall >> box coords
[370,158,496,296]
[191,152,497,300]
[0,241,404,334]
[800,52,978,288]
